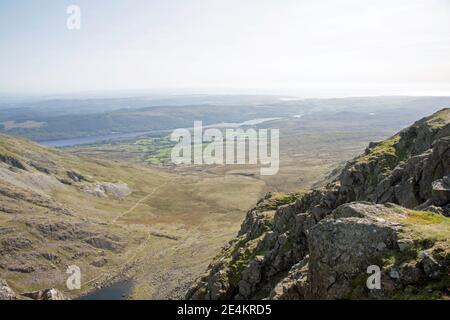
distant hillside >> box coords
[0,133,175,297]
[187,108,450,300]
[1,96,450,141]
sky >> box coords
[0,0,450,97]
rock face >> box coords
[0,279,18,300]
[83,182,131,198]
[0,154,27,170]
[22,288,66,300]
[307,215,399,299]
[187,108,450,300]
[0,278,66,300]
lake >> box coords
[40,131,153,148]
[78,279,134,300]
[40,117,282,148]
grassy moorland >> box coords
[3,97,449,299]
[0,134,265,299]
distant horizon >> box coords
[2,85,450,102]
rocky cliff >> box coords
[0,278,66,300]
[186,108,450,300]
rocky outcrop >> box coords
[22,288,66,300]
[306,215,399,299]
[0,154,27,170]
[66,170,87,182]
[0,279,18,300]
[0,279,66,300]
[187,108,450,300]
[430,176,450,214]
[85,236,123,252]
[83,182,131,198]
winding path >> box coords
[111,177,176,224]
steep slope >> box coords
[0,133,175,297]
[0,133,267,300]
[187,108,450,300]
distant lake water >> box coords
[204,117,280,128]
[39,117,281,148]
[40,131,153,148]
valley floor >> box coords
[65,123,397,299]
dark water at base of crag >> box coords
[79,280,134,300]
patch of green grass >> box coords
[347,274,369,299]
[405,210,450,226]
[140,136,215,165]
[389,275,450,300]
[131,135,178,164]
[401,210,450,243]
[388,207,450,242]
[426,108,450,129]
[228,247,257,287]
[382,243,424,268]
[256,192,301,211]
[358,135,399,162]
[147,147,172,164]
[215,235,262,288]
[379,209,450,300]
[352,135,404,179]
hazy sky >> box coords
[1,0,450,96]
